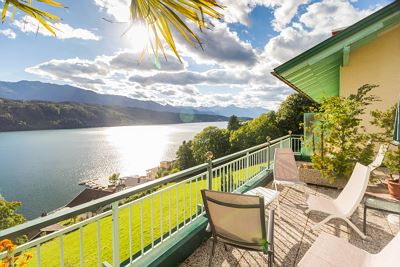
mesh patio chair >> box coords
[273,148,306,215]
[297,231,400,267]
[305,163,371,239]
[273,148,304,187]
[201,190,275,267]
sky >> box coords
[0,0,393,110]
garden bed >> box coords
[298,162,347,189]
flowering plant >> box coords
[0,239,32,267]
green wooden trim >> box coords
[343,46,350,66]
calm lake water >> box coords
[0,122,227,219]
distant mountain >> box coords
[0,81,267,118]
[0,98,227,132]
[188,105,268,118]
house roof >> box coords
[272,1,400,103]
[40,223,64,232]
[65,188,113,208]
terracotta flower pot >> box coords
[387,179,400,200]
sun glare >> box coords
[105,125,172,176]
[125,23,150,52]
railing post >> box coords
[206,151,214,190]
[246,151,249,179]
[111,201,120,267]
[266,136,271,170]
[288,130,292,150]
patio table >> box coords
[364,196,400,234]
[244,187,279,206]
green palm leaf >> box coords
[130,0,223,61]
[2,0,63,35]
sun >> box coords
[124,22,150,52]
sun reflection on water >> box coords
[105,125,174,176]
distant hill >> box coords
[0,81,267,118]
[0,98,227,132]
[189,105,267,118]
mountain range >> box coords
[0,98,227,132]
[0,81,267,118]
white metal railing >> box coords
[0,134,302,267]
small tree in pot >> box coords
[309,85,378,183]
[371,105,400,199]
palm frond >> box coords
[130,0,224,62]
[2,0,64,36]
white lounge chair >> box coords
[297,232,400,267]
[305,163,371,239]
[369,144,388,171]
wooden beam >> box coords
[343,46,350,66]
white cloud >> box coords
[128,69,247,86]
[0,29,16,39]
[93,0,130,21]
[262,0,380,64]
[13,16,101,40]
[106,51,186,72]
[299,0,380,34]
[271,0,310,31]
[177,21,258,67]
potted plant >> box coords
[371,103,400,199]
[385,147,400,199]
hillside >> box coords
[0,98,227,132]
[0,81,267,118]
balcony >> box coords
[0,134,397,266]
[181,183,398,266]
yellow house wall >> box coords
[340,25,400,132]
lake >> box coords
[0,121,227,219]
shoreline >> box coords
[0,119,228,134]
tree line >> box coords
[170,93,317,173]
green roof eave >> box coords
[273,1,400,103]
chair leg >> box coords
[311,215,334,231]
[223,243,228,251]
[209,240,216,267]
[268,251,273,267]
[343,217,367,239]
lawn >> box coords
[25,160,269,267]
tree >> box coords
[191,126,230,163]
[1,0,223,61]
[227,115,241,131]
[230,112,281,152]
[0,195,27,244]
[276,93,319,134]
[175,140,196,170]
[108,173,120,187]
[310,84,378,182]
[371,105,400,180]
